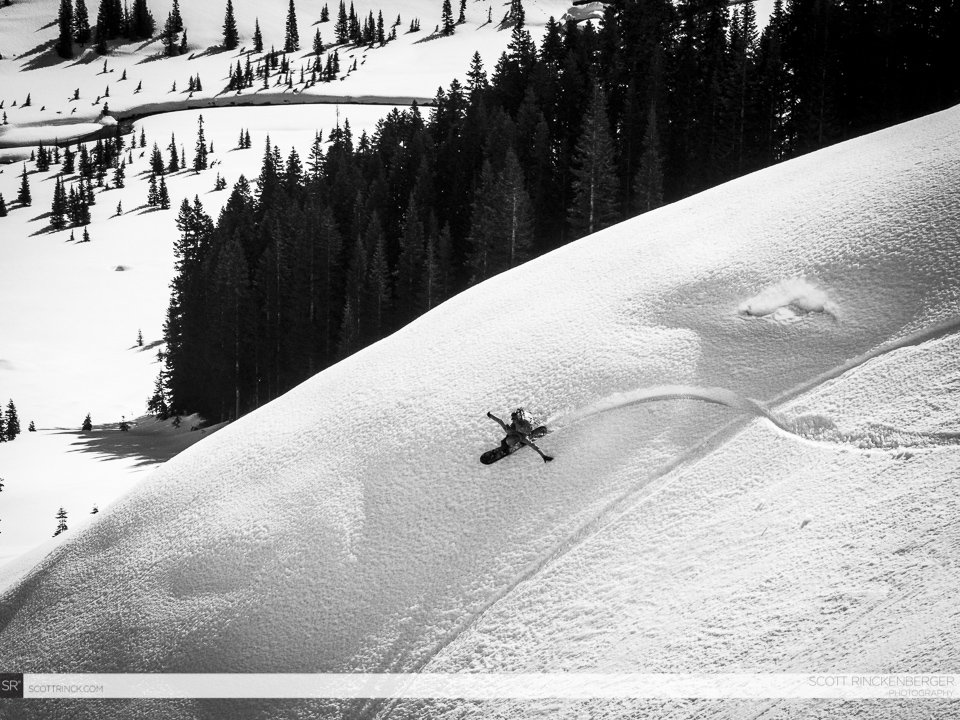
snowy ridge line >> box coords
[374,317,960,719]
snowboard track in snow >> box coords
[373,315,960,720]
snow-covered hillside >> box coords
[0,103,405,564]
[0,0,571,148]
[1,85,958,720]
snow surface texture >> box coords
[0,0,572,148]
[1,102,960,720]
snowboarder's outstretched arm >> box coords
[487,411,510,432]
[518,436,553,463]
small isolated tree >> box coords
[17,164,31,206]
[313,28,324,55]
[150,142,165,175]
[4,400,20,441]
[253,18,263,53]
[321,3,329,22]
[222,0,238,50]
[193,114,208,171]
[81,412,93,431]
[53,507,68,536]
[137,328,143,346]
[0,193,7,217]
[92,504,99,514]
[29,421,37,431]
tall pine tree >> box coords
[284,0,300,52]
[222,0,238,49]
[568,81,619,238]
[57,0,74,58]
[74,0,92,44]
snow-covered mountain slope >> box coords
[0,103,401,566]
[1,97,959,720]
[0,0,571,148]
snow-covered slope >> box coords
[0,0,571,148]
[0,103,403,565]
[1,95,958,720]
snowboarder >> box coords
[484,408,553,464]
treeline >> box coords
[155,0,960,423]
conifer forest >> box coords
[153,0,960,424]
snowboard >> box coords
[480,426,549,465]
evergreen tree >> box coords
[313,28,324,55]
[95,17,107,53]
[147,173,159,205]
[57,0,74,58]
[17,165,31,206]
[53,507,68,537]
[147,372,169,418]
[458,0,465,24]
[335,0,348,43]
[130,0,154,39]
[82,412,92,431]
[82,225,91,242]
[168,133,179,171]
[36,143,51,172]
[363,212,391,339]
[29,421,36,432]
[222,0,238,50]
[634,105,663,214]
[150,142,164,174]
[253,18,263,52]
[394,193,425,324]
[284,0,299,53]
[321,3,329,22]
[158,175,170,209]
[4,400,20,440]
[568,81,619,238]
[51,176,68,230]
[163,0,183,55]
[441,0,455,36]
[0,193,7,217]
[74,0,92,44]
[193,114,208,171]
[114,159,126,188]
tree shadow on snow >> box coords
[58,418,225,468]
[17,40,65,72]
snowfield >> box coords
[0,70,958,720]
[0,0,573,148]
